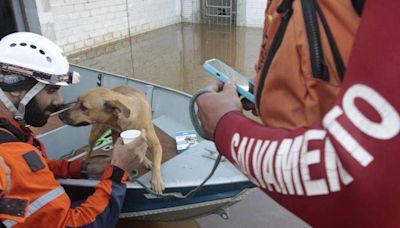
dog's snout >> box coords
[58,109,91,127]
[58,110,68,122]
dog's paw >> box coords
[143,158,153,170]
[151,176,165,194]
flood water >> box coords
[69,23,263,94]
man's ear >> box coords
[9,90,24,98]
[104,100,130,118]
[6,90,25,105]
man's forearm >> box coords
[63,165,128,227]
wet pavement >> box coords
[69,23,310,228]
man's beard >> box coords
[24,98,59,127]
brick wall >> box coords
[34,0,264,54]
[35,0,181,55]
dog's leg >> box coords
[111,130,120,144]
[146,126,165,194]
[142,156,152,170]
[86,124,105,159]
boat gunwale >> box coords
[58,178,252,189]
[70,63,193,97]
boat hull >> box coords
[63,181,254,220]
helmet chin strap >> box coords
[0,82,46,123]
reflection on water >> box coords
[69,23,262,94]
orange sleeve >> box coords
[46,159,84,179]
[63,165,129,227]
[0,156,9,197]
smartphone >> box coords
[203,58,255,103]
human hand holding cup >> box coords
[111,129,147,173]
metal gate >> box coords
[202,0,237,25]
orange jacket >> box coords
[0,116,128,227]
[0,115,84,179]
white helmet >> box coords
[0,32,79,86]
[0,32,80,122]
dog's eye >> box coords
[80,104,88,111]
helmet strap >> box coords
[18,82,46,118]
[0,88,20,119]
[0,82,45,124]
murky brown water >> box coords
[69,23,262,94]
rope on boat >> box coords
[189,88,214,139]
[130,88,222,199]
[131,154,222,199]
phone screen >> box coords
[207,59,251,92]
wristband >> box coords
[110,166,125,183]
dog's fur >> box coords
[59,86,164,193]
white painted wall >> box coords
[35,0,181,54]
[246,0,267,27]
[237,0,246,26]
[237,0,267,27]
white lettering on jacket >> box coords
[230,84,400,196]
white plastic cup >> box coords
[120,129,141,144]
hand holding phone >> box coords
[203,58,255,103]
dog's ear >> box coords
[104,100,130,118]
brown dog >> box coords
[59,86,164,193]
